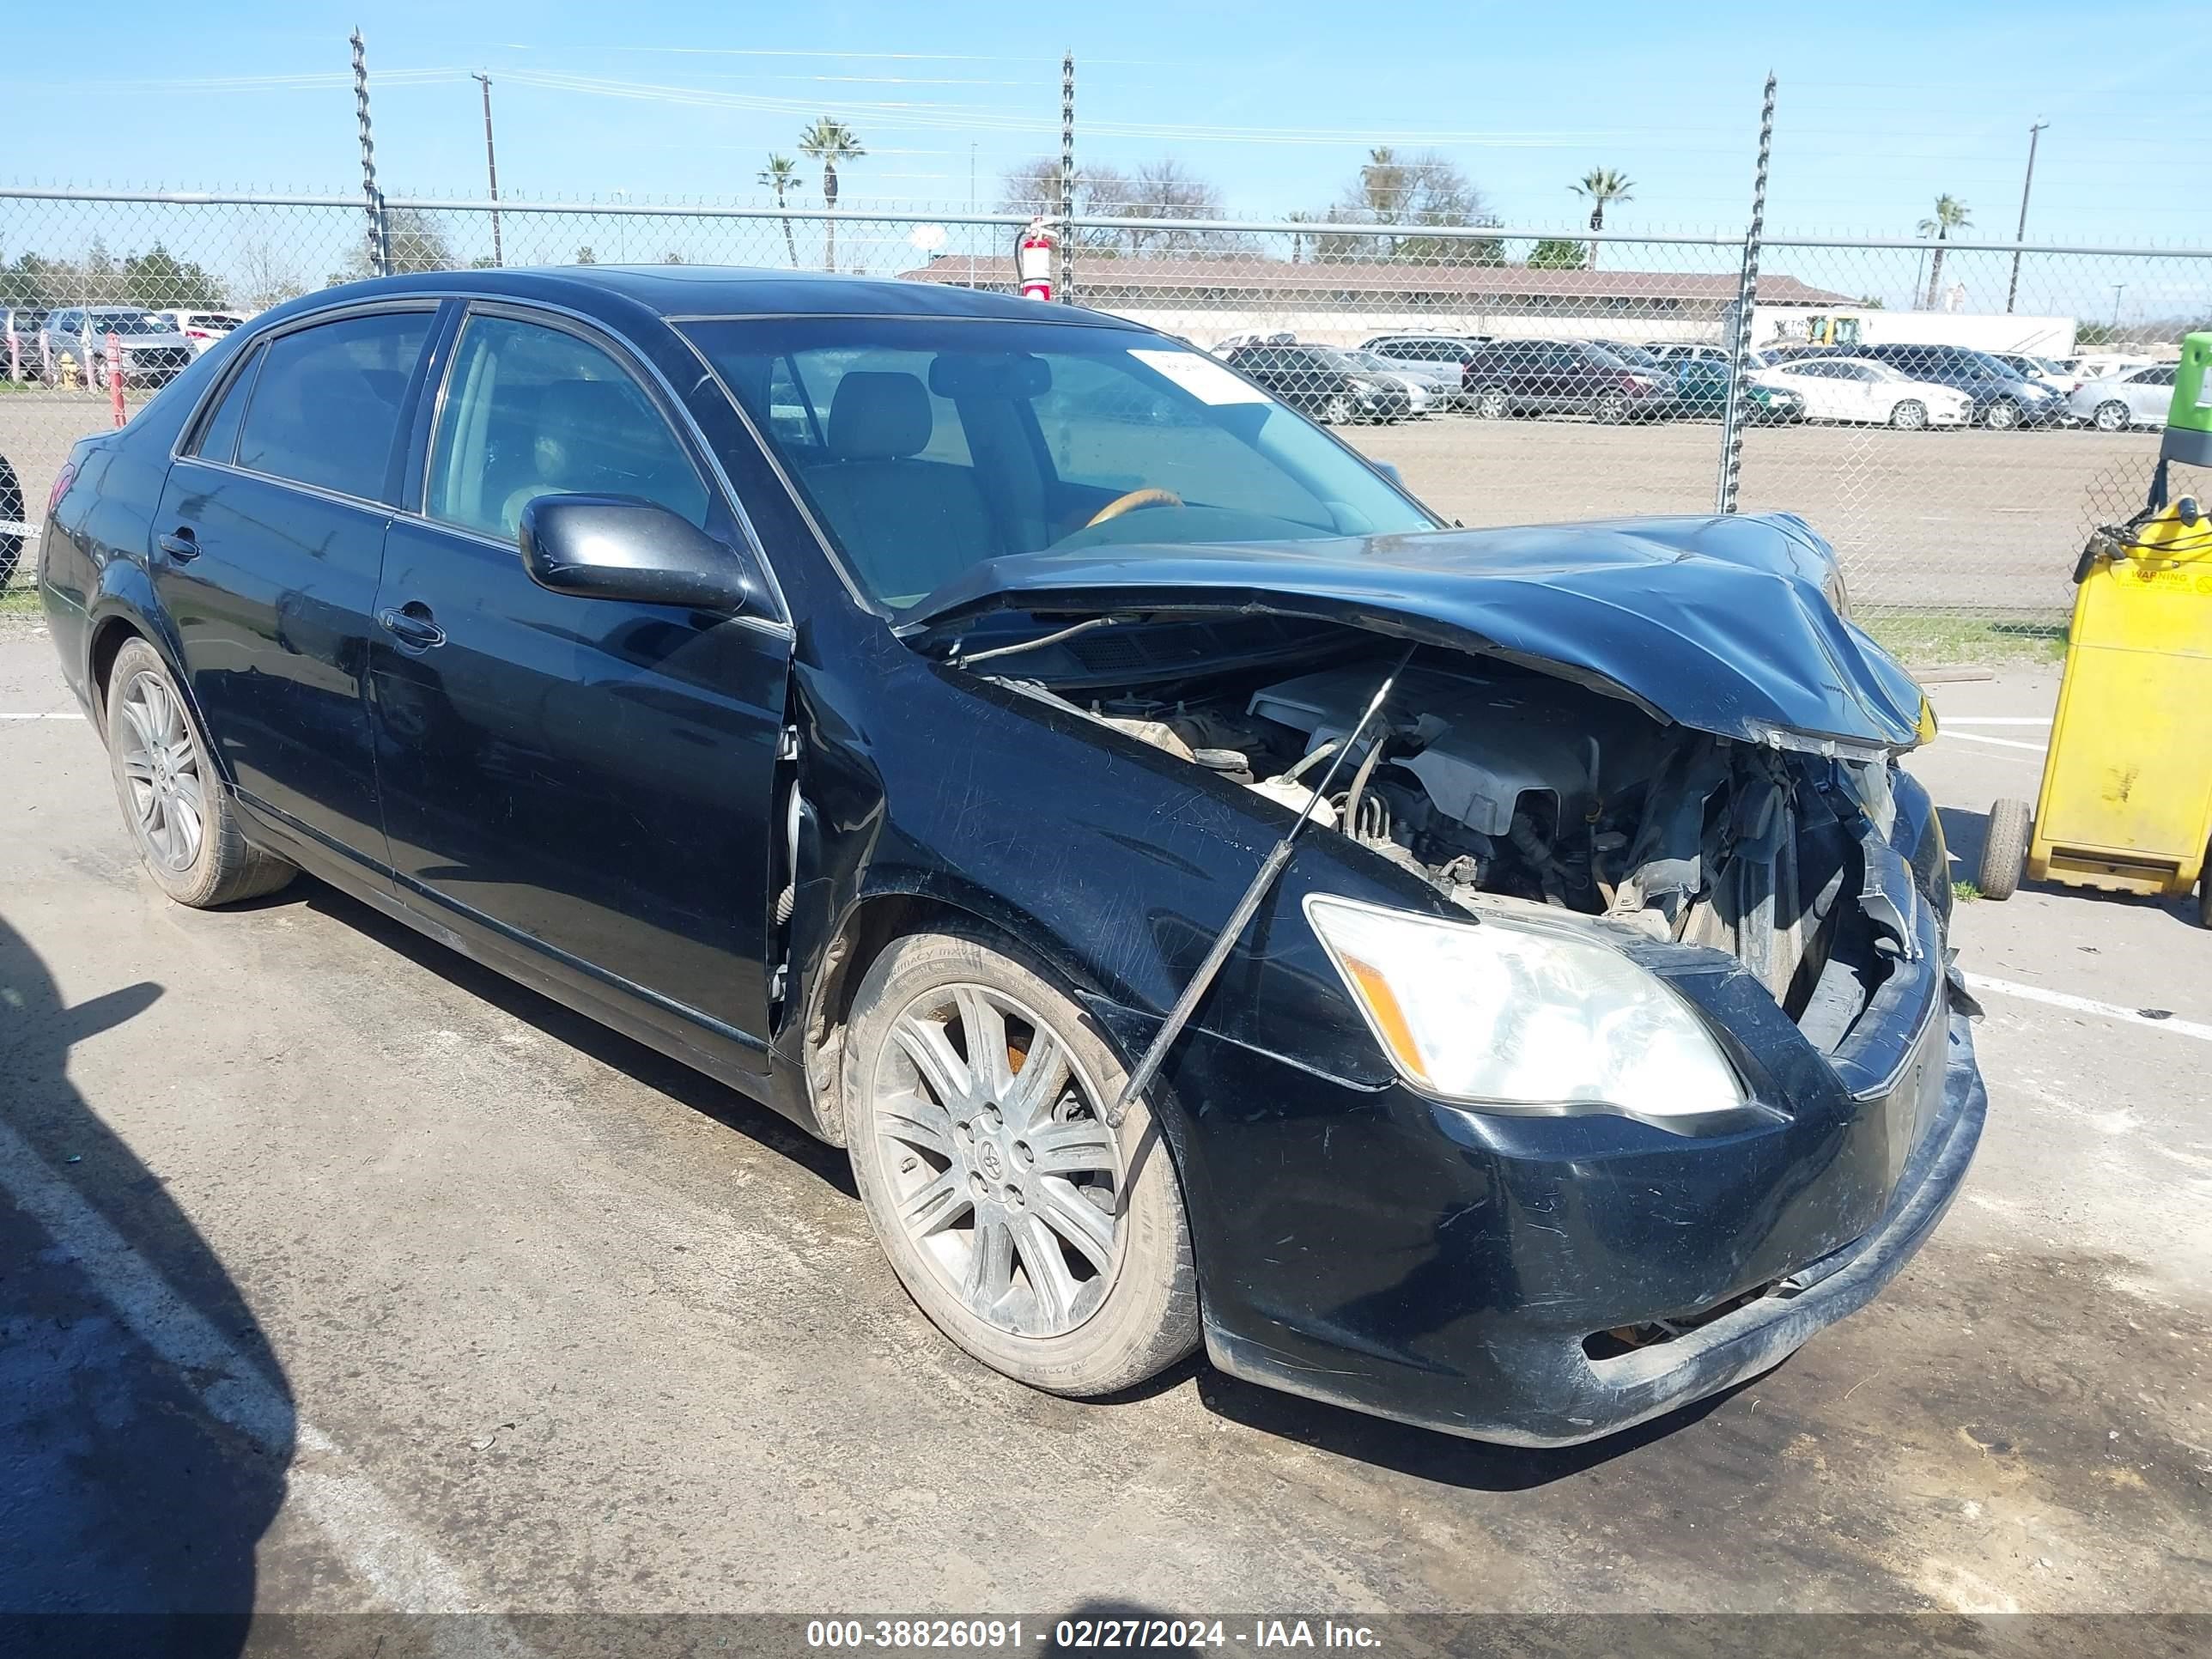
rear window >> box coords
[234,311,432,501]
[190,344,263,465]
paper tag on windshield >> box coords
[1128,349,1270,404]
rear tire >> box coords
[1891,399,1929,431]
[1595,392,1630,423]
[842,926,1200,1398]
[1474,387,1508,420]
[1321,393,1352,425]
[1978,798,2032,901]
[2093,400,2129,432]
[105,638,296,908]
[1983,398,2021,430]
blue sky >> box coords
[4,0,2206,241]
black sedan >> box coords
[36,266,1984,1446]
[1219,342,1413,423]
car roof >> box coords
[270,264,1144,332]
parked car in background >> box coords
[1667,356,1806,423]
[2069,362,2176,430]
[2056,353,2155,384]
[1461,338,1675,422]
[1834,344,2064,429]
[1988,351,2079,399]
[150,307,251,356]
[0,451,23,586]
[3,307,53,381]
[1211,329,1297,356]
[34,264,1984,1447]
[1224,343,1413,423]
[1346,348,1448,416]
[1758,357,1972,429]
[1646,342,1732,367]
[1358,334,1487,405]
[40,307,195,391]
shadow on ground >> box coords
[0,911,289,1652]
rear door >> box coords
[368,302,789,1062]
[150,302,439,868]
[2126,364,2174,423]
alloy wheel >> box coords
[1322,394,1352,425]
[872,982,1122,1340]
[1891,399,1928,431]
[116,670,204,872]
[2094,401,2128,432]
[1984,398,2020,430]
[1477,389,1508,419]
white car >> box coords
[1347,349,1448,416]
[1755,356,1972,429]
[2055,352,2154,384]
[1990,352,2080,399]
[2069,362,2176,431]
[149,308,250,356]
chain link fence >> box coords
[6,187,2207,643]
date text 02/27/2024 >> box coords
[805,1618,1385,1650]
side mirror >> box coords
[519,495,751,611]
[1373,461,1406,489]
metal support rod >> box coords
[472,72,503,267]
[1059,50,1075,304]
[1106,649,1412,1130]
[1716,71,1777,516]
[2006,120,2047,315]
[350,27,387,277]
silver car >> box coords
[1358,334,1486,407]
[2069,362,2176,431]
[40,307,195,391]
[1348,349,1449,416]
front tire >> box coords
[105,638,295,908]
[1595,392,1630,423]
[1890,399,1928,431]
[1474,387,1508,420]
[843,926,1200,1397]
[2093,400,2129,432]
[1321,393,1352,425]
[1983,398,2021,430]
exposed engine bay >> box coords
[995,643,1886,1027]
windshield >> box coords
[684,316,1438,613]
[87,310,170,336]
[1606,343,1664,368]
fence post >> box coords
[1716,72,1777,515]
[351,28,389,277]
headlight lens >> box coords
[1304,895,1745,1127]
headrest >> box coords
[928,352,1051,400]
[535,378,638,435]
[828,371,931,460]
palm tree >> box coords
[758,154,801,268]
[1917,194,1972,310]
[1569,167,1635,270]
[797,118,866,271]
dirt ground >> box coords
[2,620,2207,1636]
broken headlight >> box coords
[1304,894,1746,1131]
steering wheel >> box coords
[1085,487,1184,528]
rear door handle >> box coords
[157,528,199,562]
[376,605,447,651]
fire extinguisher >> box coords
[1015,216,1054,303]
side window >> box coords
[234,311,432,501]
[426,313,711,541]
[2134,365,2174,386]
[190,344,263,464]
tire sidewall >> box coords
[842,926,1199,1396]
[1893,399,1927,430]
[106,640,223,905]
[2095,401,2127,431]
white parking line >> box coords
[0,711,83,721]
[1944,732,2047,752]
[0,1117,538,1650]
[1966,974,2212,1042]
[1942,716,2051,726]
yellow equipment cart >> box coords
[1979,495,2212,924]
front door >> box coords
[368,307,789,1061]
[150,305,438,866]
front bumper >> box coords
[1191,1008,1984,1446]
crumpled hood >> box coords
[902,513,1930,757]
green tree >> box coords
[574,245,598,264]
[1917,194,1972,309]
[797,117,866,271]
[1528,237,1588,270]
[1568,167,1635,269]
[758,154,801,268]
[121,244,224,309]
[1334,148,1492,261]
[382,210,456,276]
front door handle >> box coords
[376,605,447,651]
[157,528,199,562]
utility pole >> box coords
[2111,283,2127,328]
[350,27,387,277]
[1059,50,1075,303]
[2006,119,2047,314]
[472,72,503,267]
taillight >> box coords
[185,328,210,340]
[47,461,77,518]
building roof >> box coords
[896,255,1853,307]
